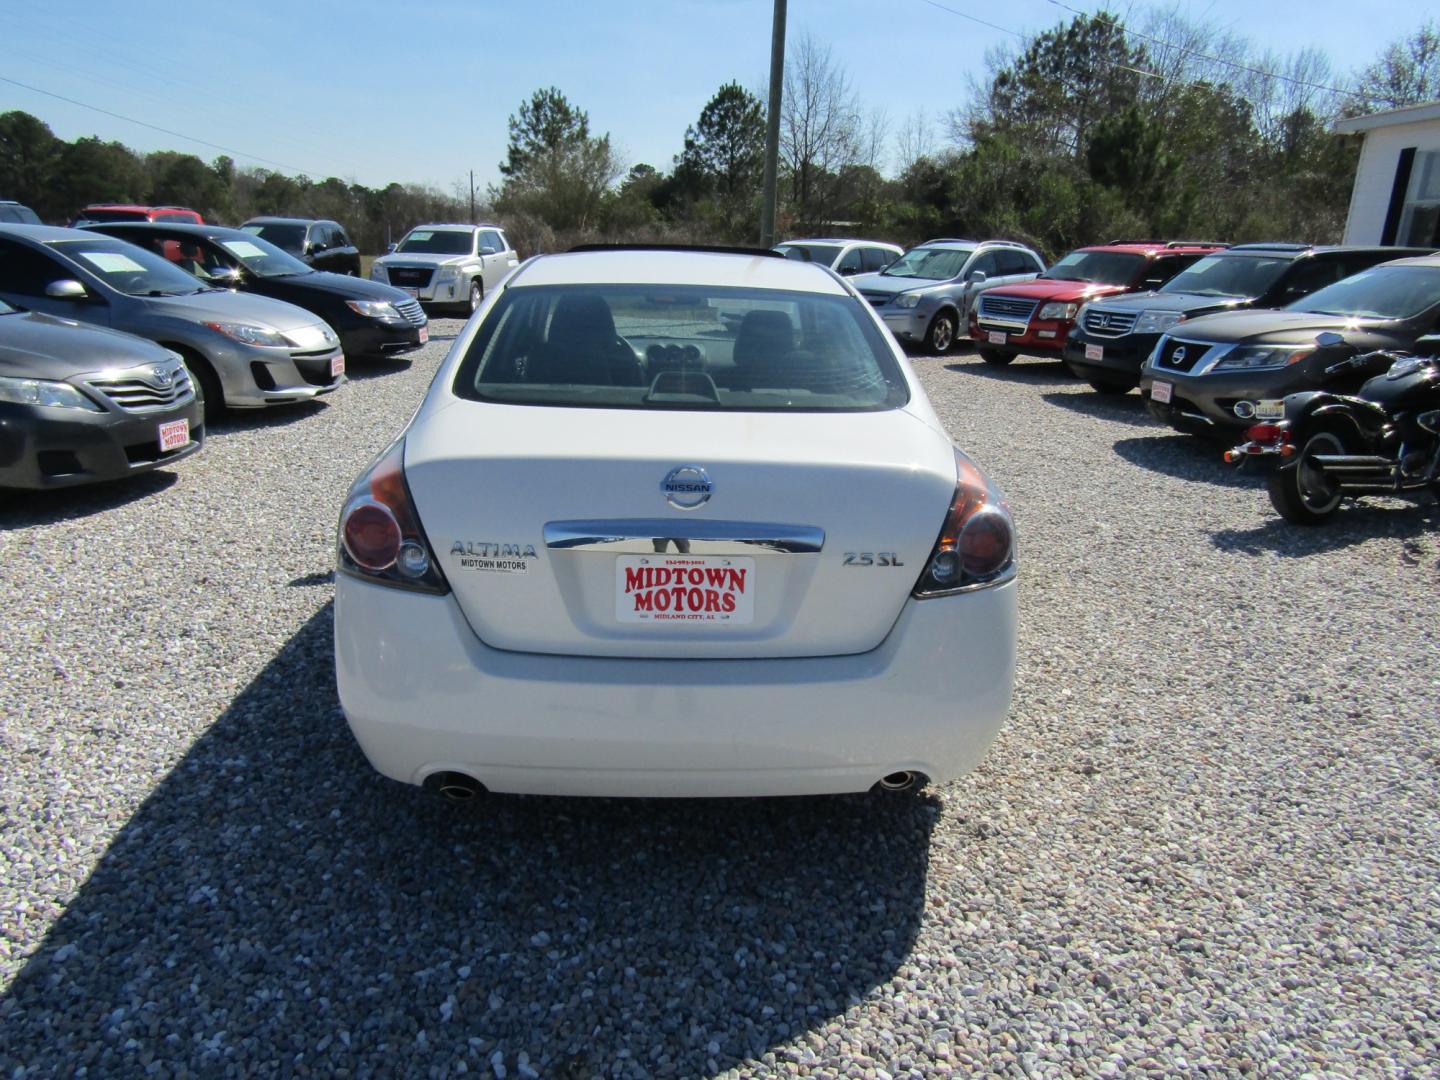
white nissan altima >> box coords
[334,247,1016,800]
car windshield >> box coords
[1289,265,1440,320]
[1041,250,1145,285]
[1160,254,1292,298]
[453,283,909,412]
[396,229,473,255]
[880,247,973,280]
[241,223,306,253]
[216,234,312,278]
[51,238,206,296]
[776,243,842,265]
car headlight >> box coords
[203,322,291,348]
[1212,345,1312,372]
[1074,302,1091,325]
[369,263,387,282]
[1038,302,1079,321]
[1134,310,1186,334]
[0,376,104,411]
[434,266,460,283]
[896,292,922,309]
[345,299,402,321]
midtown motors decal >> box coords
[615,555,755,624]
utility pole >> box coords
[469,170,476,224]
[759,0,786,248]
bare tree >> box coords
[1353,20,1440,112]
[896,110,933,173]
[780,31,862,230]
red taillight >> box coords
[337,438,448,594]
[913,452,1015,597]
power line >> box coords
[1040,0,1388,105]
[0,73,319,175]
[914,0,1023,39]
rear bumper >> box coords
[0,398,204,489]
[334,575,1017,797]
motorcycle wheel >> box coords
[1267,430,1346,525]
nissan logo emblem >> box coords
[661,465,713,510]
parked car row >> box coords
[0,217,507,492]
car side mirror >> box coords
[209,267,243,286]
[1315,331,1345,348]
[839,265,859,276]
[45,279,89,300]
[479,246,497,256]
[385,243,398,254]
[967,270,987,284]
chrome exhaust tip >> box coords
[875,770,923,793]
[430,771,485,803]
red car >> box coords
[70,204,204,227]
[969,240,1225,366]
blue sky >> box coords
[0,0,1427,196]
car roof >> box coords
[1366,253,1440,269]
[405,223,500,232]
[84,221,256,241]
[1080,241,1226,256]
[511,249,850,293]
[0,223,91,243]
[242,216,332,225]
[778,238,898,247]
[1223,242,1436,257]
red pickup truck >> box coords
[969,240,1226,366]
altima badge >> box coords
[662,465,713,510]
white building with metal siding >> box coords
[1334,101,1440,248]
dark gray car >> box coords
[0,224,345,421]
[0,295,203,489]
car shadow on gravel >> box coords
[0,603,935,1077]
[1041,390,1157,429]
[0,470,178,529]
[1112,434,1252,488]
[208,399,329,435]
[1212,499,1440,558]
[943,357,1074,384]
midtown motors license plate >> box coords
[157,418,189,452]
[988,331,1007,345]
[1085,343,1103,361]
[419,324,429,344]
[615,554,755,625]
[1150,380,1173,404]
[330,354,345,377]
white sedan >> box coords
[334,248,1016,799]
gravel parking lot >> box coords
[2,328,1437,1078]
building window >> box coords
[1398,149,1440,247]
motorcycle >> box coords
[1224,339,1440,525]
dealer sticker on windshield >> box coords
[616,555,755,625]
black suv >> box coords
[1065,244,1434,393]
[240,217,360,276]
[1139,254,1440,437]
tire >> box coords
[467,278,483,314]
[1267,430,1346,524]
[978,347,1014,366]
[924,311,957,355]
[178,350,224,424]
[1086,376,1137,395]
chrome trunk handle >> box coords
[544,519,825,555]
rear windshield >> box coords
[1160,254,1291,298]
[1289,265,1440,320]
[1042,250,1146,286]
[397,229,473,255]
[880,247,973,280]
[241,222,305,252]
[776,243,841,265]
[452,283,909,412]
